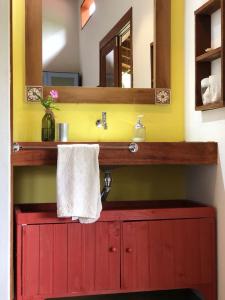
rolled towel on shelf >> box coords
[201,78,211,105]
[201,75,221,105]
[209,75,221,103]
[57,144,102,224]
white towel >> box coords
[209,75,221,103]
[201,75,221,105]
[57,144,102,224]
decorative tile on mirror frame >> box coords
[25,86,43,103]
[155,88,171,104]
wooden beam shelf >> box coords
[11,142,218,167]
[196,47,221,62]
[195,0,221,15]
[195,101,224,111]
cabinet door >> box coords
[122,221,176,290]
[22,224,71,297]
[173,218,215,287]
[121,219,215,291]
[68,221,121,292]
[148,218,215,289]
[22,225,40,297]
[122,221,151,290]
[94,221,121,290]
[22,222,121,298]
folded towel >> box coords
[201,75,221,105]
[202,87,211,105]
[209,75,221,103]
[57,144,102,224]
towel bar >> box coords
[13,142,139,153]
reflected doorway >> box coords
[100,8,132,88]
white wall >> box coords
[79,0,154,87]
[43,0,80,72]
[185,1,225,299]
[0,0,11,299]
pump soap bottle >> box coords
[132,115,146,142]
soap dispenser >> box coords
[132,115,146,142]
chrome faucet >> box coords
[96,112,107,130]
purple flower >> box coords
[50,90,58,99]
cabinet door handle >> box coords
[126,248,133,253]
[110,247,117,253]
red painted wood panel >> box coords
[95,222,121,290]
[15,201,216,225]
[122,222,136,289]
[22,225,40,297]
[39,224,53,295]
[68,223,99,292]
[135,222,151,288]
[68,222,121,293]
[17,213,216,300]
[194,283,217,300]
[121,219,215,292]
[68,223,83,292]
[122,221,150,290]
[149,220,175,289]
[173,218,214,287]
[82,224,96,291]
[199,218,215,284]
[53,224,68,294]
[16,225,22,298]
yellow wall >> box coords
[14,165,185,203]
[13,0,185,203]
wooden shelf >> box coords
[196,47,221,62]
[196,101,225,111]
[195,0,221,15]
[11,142,218,166]
[195,0,224,110]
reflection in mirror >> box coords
[42,0,154,88]
[105,50,115,87]
[100,9,132,88]
[81,0,96,29]
[121,27,132,88]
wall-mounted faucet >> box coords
[96,112,107,130]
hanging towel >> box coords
[57,144,102,224]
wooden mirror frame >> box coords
[25,0,171,104]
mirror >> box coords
[42,1,154,88]
[25,0,171,104]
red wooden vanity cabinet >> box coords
[15,200,216,300]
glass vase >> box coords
[41,109,55,141]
